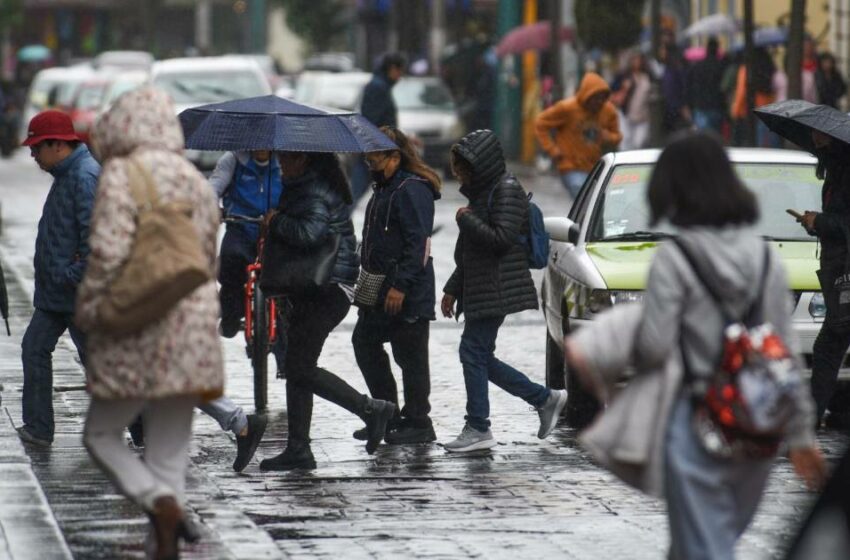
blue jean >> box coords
[560,171,589,199]
[21,308,87,440]
[756,120,783,149]
[459,316,549,432]
[693,109,723,135]
[665,397,773,560]
[198,397,247,435]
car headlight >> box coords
[809,293,826,318]
[583,289,644,318]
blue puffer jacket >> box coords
[360,169,440,320]
[33,144,100,313]
[212,152,283,241]
[268,170,359,286]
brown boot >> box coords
[148,495,183,560]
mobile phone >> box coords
[786,209,804,220]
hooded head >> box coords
[451,129,506,193]
[576,72,612,114]
[91,86,184,161]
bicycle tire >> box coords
[251,283,269,413]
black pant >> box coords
[283,285,367,447]
[811,320,850,422]
[352,309,431,428]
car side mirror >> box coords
[544,217,579,245]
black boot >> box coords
[385,419,436,444]
[259,444,317,471]
[128,416,145,448]
[233,414,267,472]
[363,398,397,454]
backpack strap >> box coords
[125,157,159,212]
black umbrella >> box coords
[178,95,397,153]
[0,261,9,335]
[754,100,850,153]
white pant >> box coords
[84,396,197,511]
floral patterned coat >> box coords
[75,87,224,401]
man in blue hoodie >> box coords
[18,110,99,446]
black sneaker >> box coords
[233,414,267,472]
[16,426,52,447]
[219,317,241,339]
[385,423,437,445]
[259,445,317,471]
[352,426,368,441]
[364,398,397,454]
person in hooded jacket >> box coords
[441,129,568,453]
[796,130,850,428]
[208,149,283,341]
[534,72,622,198]
[18,109,99,447]
[76,86,224,560]
[258,151,396,471]
[351,126,441,445]
[567,132,824,559]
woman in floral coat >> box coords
[76,86,223,559]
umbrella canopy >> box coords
[178,95,398,153]
[682,13,738,39]
[754,100,850,153]
[730,26,788,52]
[17,44,51,62]
[495,21,574,58]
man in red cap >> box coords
[17,110,100,447]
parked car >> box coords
[19,64,94,145]
[303,52,358,73]
[541,148,839,425]
[97,70,149,116]
[150,56,272,169]
[293,70,370,111]
[93,50,154,71]
[393,76,464,172]
[67,76,112,144]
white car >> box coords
[151,56,272,169]
[20,64,94,145]
[541,148,842,424]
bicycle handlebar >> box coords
[222,213,265,224]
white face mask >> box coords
[254,158,270,167]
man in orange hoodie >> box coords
[535,72,622,197]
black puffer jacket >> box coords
[444,130,538,320]
[269,170,359,286]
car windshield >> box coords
[393,80,454,111]
[295,75,369,110]
[75,84,105,110]
[588,162,822,242]
[153,71,266,103]
[104,77,146,105]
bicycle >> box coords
[221,214,278,414]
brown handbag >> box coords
[86,157,211,337]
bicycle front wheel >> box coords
[251,283,269,414]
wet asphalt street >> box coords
[0,149,847,559]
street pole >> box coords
[249,0,267,53]
[521,0,539,164]
[648,0,663,146]
[388,0,399,53]
[195,0,212,55]
[494,0,521,159]
[430,0,446,75]
[787,0,806,100]
[743,0,756,146]
[549,0,563,101]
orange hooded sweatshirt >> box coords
[534,72,623,173]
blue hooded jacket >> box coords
[211,151,283,241]
[33,144,100,313]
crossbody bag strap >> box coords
[124,157,159,212]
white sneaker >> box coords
[537,389,568,439]
[443,423,497,453]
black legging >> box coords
[811,320,850,422]
[281,284,368,447]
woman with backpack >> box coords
[351,126,441,445]
[257,151,396,471]
[566,133,825,559]
[441,129,567,453]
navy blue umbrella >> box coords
[178,95,397,153]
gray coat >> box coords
[576,228,816,498]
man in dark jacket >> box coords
[350,53,406,207]
[18,110,99,446]
[441,129,567,453]
[687,37,726,134]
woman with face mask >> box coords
[796,130,850,428]
[257,151,396,471]
[351,126,442,445]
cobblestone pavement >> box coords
[0,150,847,559]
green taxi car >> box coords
[541,148,835,424]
